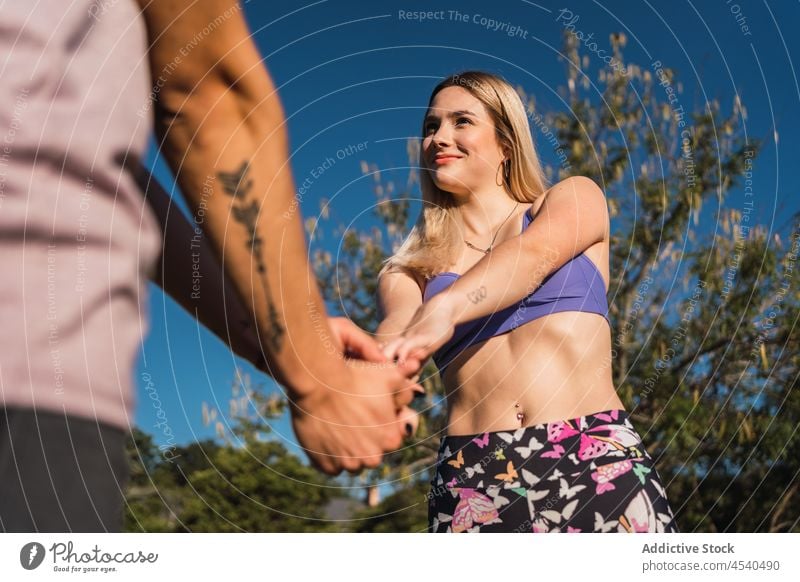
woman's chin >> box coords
[431,173,466,195]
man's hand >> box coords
[328,316,422,380]
[287,317,425,475]
[289,359,421,475]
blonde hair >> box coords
[379,71,549,285]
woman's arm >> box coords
[384,176,609,362]
[434,176,607,323]
[375,269,425,370]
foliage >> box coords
[309,32,799,532]
[124,374,342,532]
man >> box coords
[0,0,420,532]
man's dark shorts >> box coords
[0,407,129,532]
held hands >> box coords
[380,297,456,367]
[290,317,424,476]
[327,317,422,372]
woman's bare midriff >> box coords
[441,309,625,436]
[419,203,624,436]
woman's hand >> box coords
[380,298,456,366]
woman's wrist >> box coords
[429,293,459,326]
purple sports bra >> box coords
[422,206,610,371]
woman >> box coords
[376,71,678,533]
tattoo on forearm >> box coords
[467,286,488,305]
[218,161,285,352]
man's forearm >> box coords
[154,81,343,397]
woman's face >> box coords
[422,85,507,197]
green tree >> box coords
[125,373,344,531]
[309,32,799,532]
[177,437,337,532]
[124,427,181,532]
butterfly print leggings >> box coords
[428,408,679,533]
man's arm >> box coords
[134,1,423,475]
[135,0,342,397]
[137,163,407,377]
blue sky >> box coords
[136,0,799,456]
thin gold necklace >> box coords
[463,202,520,254]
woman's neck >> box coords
[454,192,524,242]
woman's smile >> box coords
[433,155,462,165]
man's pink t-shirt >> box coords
[0,0,162,429]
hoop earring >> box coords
[495,159,509,187]
[495,162,503,187]
[496,159,511,188]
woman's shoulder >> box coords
[528,176,609,249]
[544,176,604,199]
[383,264,428,296]
[533,176,605,213]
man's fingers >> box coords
[308,440,387,475]
[344,324,386,362]
[408,347,430,364]
[362,452,384,469]
[381,337,404,362]
[392,381,415,410]
[325,318,345,352]
[398,338,426,365]
[307,452,341,476]
[331,317,386,363]
[397,407,419,439]
[340,459,363,474]
[356,338,387,363]
[396,355,422,377]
